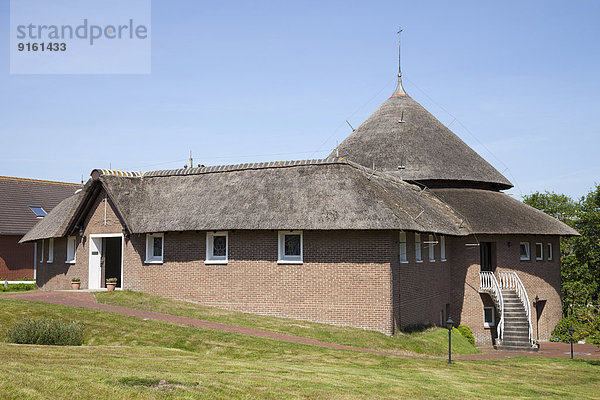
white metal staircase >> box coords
[479,271,537,350]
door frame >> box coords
[88,233,124,289]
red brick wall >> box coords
[393,232,451,329]
[450,234,562,345]
[0,235,34,280]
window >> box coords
[47,238,54,263]
[145,233,163,263]
[415,233,422,262]
[40,239,44,263]
[484,307,495,327]
[519,242,530,261]
[428,234,435,262]
[399,232,408,263]
[535,243,543,261]
[547,243,553,261]
[66,236,76,263]
[440,235,446,261]
[206,232,228,264]
[278,231,302,264]
[29,206,47,218]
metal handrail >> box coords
[498,271,534,346]
[479,271,504,343]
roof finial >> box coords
[392,25,408,97]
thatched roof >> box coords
[22,157,577,242]
[22,159,474,241]
[330,95,513,190]
[431,188,579,236]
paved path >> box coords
[4,291,600,360]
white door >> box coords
[89,237,102,289]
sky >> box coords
[1,0,599,200]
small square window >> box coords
[145,233,164,263]
[484,307,495,327]
[535,243,543,261]
[206,232,228,264]
[29,206,47,218]
[519,242,530,261]
[278,231,303,264]
[547,243,553,261]
[66,236,76,263]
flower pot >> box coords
[106,283,117,291]
[71,282,81,290]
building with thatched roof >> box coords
[0,176,79,280]
[22,53,577,350]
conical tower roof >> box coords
[331,86,513,190]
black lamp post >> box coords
[569,326,575,359]
[534,295,539,341]
[446,317,454,365]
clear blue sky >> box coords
[1,0,599,199]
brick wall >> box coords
[34,187,563,341]
[0,235,34,280]
[393,232,451,329]
[450,234,562,345]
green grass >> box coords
[94,290,477,356]
[0,297,599,399]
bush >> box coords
[0,283,36,292]
[6,318,84,346]
[551,315,587,342]
[457,325,476,346]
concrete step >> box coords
[496,344,539,352]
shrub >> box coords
[0,283,36,292]
[71,277,81,283]
[551,315,586,342]
[457,325,476,346]
[6,318,84,346]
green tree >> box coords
[523,186,600,314]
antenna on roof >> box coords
[346,120,356,132]
[392,25,407,97]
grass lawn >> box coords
[94,290,477,356]
[0,296,598,399]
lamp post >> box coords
[569,326,575,359]
[446,317,454,365]
[534,295,539,341]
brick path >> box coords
[4,291,600,360]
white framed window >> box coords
[415,233,422,263]
[428,234,435,262]
[145,233,164,263]
[547,243,553,261]
[278,231,303,264]
[47,238,54,263]
[535,243,543,261]
[519,242,530,261]
[40,239,45,263]
[484,307,495,327]
[399,232,408,263]
[206,231,228,264]
[66,236,76,264]
[440,235,446,261]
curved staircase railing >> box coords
[498,271,535,346]
[479,271,504,343]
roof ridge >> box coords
[93,158,349,179]
[0,176,79,186]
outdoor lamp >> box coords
[569,326,575,359]
[446,317,454,365]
